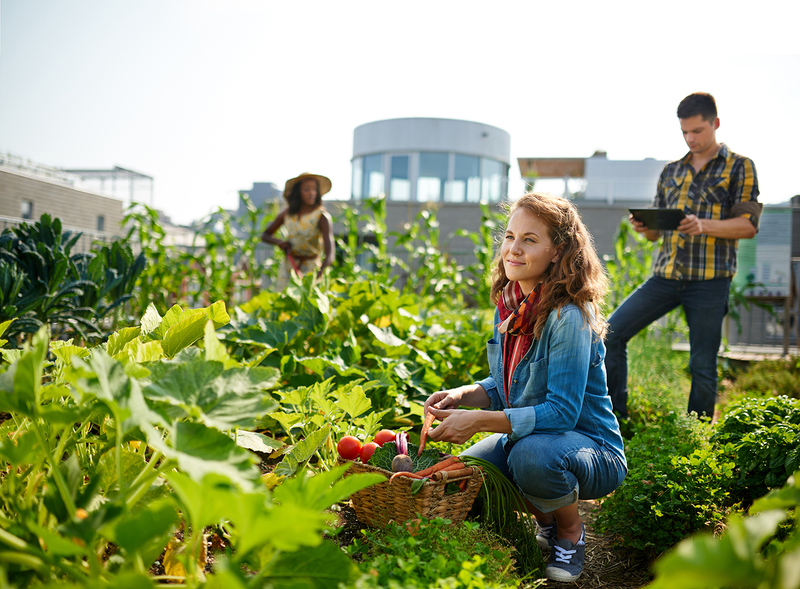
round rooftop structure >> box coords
[351,118,511,204]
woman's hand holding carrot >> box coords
[425,408,478,445]
[422,388,463,415]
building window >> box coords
[351,157,363,200]
[97,216,105,232]
[447,154,481,203]
[389,155,410,201]
[352,154,386,200]
[417,152,448,202]
[362,154,384,199]
[21,201,33,220]
[482,158,508,203]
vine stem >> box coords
[31,420,77,516]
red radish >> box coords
[395,431,408,455]
[391,431,412,472]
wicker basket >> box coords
[340,457,483,528]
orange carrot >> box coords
[413,456,462,478]
[430,464,472,481]
[418,410,437,456]
[440,462,468,472]
[389,471,425,483]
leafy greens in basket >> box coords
[369,441,441,473]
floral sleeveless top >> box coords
[274,207,326,290]
[283,207,325,258]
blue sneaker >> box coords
[536,520,557,550]
[545,525,585,582]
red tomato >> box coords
[337,436,362,460]
[373,429,396,447]
[360,442,379,463]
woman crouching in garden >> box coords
[424,192,627,582]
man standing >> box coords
[605,92,761,419]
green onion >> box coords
[461,455,545,577]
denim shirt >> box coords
[476,304,626,460]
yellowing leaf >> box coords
[162,537,186,579]
[163,536,206,580]
[261,472,284,490]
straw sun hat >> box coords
[283,172,332,200]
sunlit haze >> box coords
[1,1,798,225]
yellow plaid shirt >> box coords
[652,143,760,281]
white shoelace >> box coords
[553,545,577,564]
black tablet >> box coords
[629,208,686,231]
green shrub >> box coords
[712,395,800,506]
[723,358,800,401]
[645,471,800,589]
[596,412,734,559]
[345,517,537,589]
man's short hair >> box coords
[677,92,717,122]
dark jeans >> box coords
[605,276,731,418]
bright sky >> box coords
[1,1,798,226]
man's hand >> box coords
[677,214,704,236]
[629,214,662,241]
[629,214,649,234]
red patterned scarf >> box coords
[498,282,541,405]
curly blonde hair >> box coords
[490,192,608,339]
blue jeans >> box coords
[461,432,627,513]
[605,276,731,418]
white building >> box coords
[337,118,511,269]
[351,118,510,204]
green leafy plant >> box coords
[369,440,441,473]
[0,302,384,587]
[0,215,144,345]
[603,217,659,313]
[123,203,194,314]
[646,471,800,589]
[345,517,535,589]
[596,412,735,559]
[712,395,800,506]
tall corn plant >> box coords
[603,218,685,341]
[603,218,659,312]
[392,207,463,305]
[123,204,195,315]
[333,202,373,282]
[455,202,505,306]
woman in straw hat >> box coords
[261,172,334,290]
